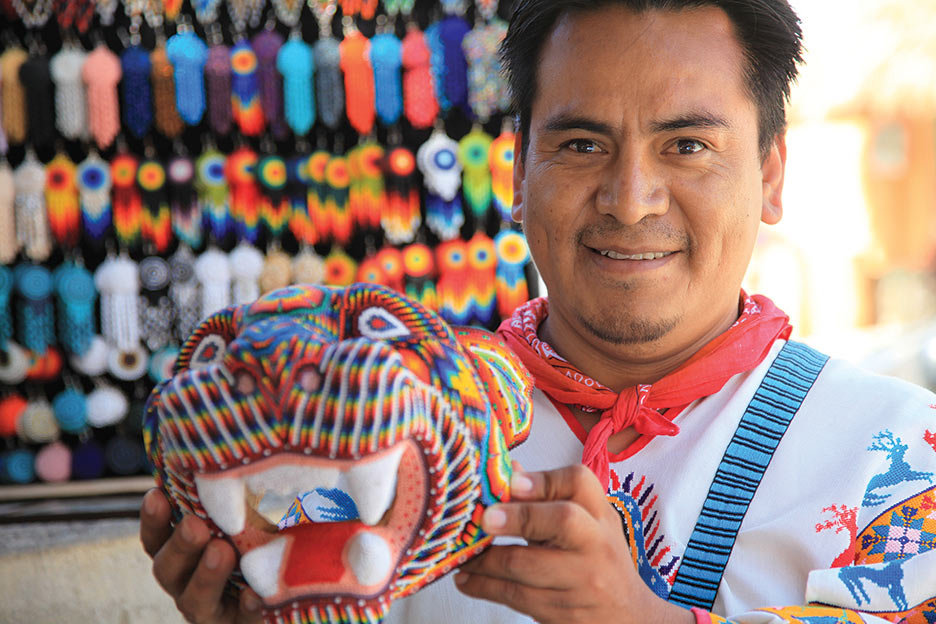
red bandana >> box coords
[496,292,792,490]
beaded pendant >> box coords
[195,148,232,243]
[375,245,404,293]
[83,45,123,149]
[292,247,325,285]
[231,39,265,137]
[277,35,315,136]
[194,247,231,319]
[325,153,353,246]
[438,16,471,115]
[49,46,89,141]
[94,254,141,352]
[253,29,288,140]
[0,47,28,145]
[356,254,387,287]
[168,244,199,343]
[45,153,81,249]
[138,158,173,253]
[490,123,515,222]
[0,163,16,263]
[381,146,420,245]
[339,29,376,136]
[166,29,209,126]
[228,241,263,304]
[307,150,332,242]
[205,43,233,136]
[418,128,463,239]
[494,228,530,318]
[323,246,357,287]
[371,32,403,126]
[286,154,315,246]
[168,155,202,249]
[77,152,113,247]
[258,155,290,240]
[402,242,437,311]
[14,263,55,354]
[14,154,52,262]
[401,27,438,129]
[151,46,184,139]
[458,125,493,219]
[138,255,173,352]
[225,146,261,244]
[111,152,143,251]
[313,37,343,130]
[462,19,509,122]
[425,193,463,241]
[53,387,87,435]
[120,45,154,139]
[0,265,13,350]
[435,238,471,325]
[259,247,292,294]
[19,55,55,149]
[53,261,97,356]
[466,231,496,325]
[348,140,384,232]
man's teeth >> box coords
[599,250,672,260]
[193,447,406,533]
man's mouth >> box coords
[597,249,676,260]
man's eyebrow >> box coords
[649,113,731,133]
[541,115,616,136]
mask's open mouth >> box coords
[193,440,428,607]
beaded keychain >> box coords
[0,47,28,145]
[325,151,353,246]
[83,44,123,150]
[226,145,261,243]
[307,148,332,242]
[166,25,209,126]
[194,246,231,318]
[286,153,315,245]
[14,152,52,262]
[168,244,199,342]
[231,39,265,137]
[435,237,471,325]
[19,55,55,150]
[381,145,421,244]
[323,246,357,287]
[348,140,384,232]
[277,34,315,136]
[462,17,508,122]
[311,0,343,130]
[53,261,97,356]
[490,119,515,222]
[466,230,496,325]
[259,247,293,294]
[371,21,403,127]
[120,44,154,139]
[204,34,232,136]
[257,154,291,241]
[49,44,89,141]
[45,152,81,249]
[339,24,376,137]
[167,154,202,248]
[138,157,173,253]
[228,240,263,304]
[401,26,438,129]
[77,151,112,249]
[253,29,289,140]
[292,246,325,284]
[494,228,530,319]
[195,147,232,243]
[375,245,404,293]
[0,160,20,264]
[458,124,493,219]
[402,242,437,311]
[14,263,55,354]
[111,151,143,251]
[151,45,185,139]
[138,255,174,352]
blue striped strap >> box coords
[667,340,829,611]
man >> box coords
[141,1,936,623]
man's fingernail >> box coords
[244,594,260,612]
[204,544,221,570]
[180,520,197,545]
[511,472,533,494]
[483,506,507,530]
[454,572,468,586]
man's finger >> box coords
[140,488,173,558]
[151,514,212,597]
[511,465,609,518]
[481,500,596,547]
[458,544,576,589]
[174,539,239,624]
[235,588,265,624]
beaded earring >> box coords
[438,15,471,115]
[45,153,81,250]
[167,155,202,249]
[466,230,496,325]
[14,263,55,354]
[12,0,54,27]
[94,254,141,354]
[257,154,290,241]
[50,45,89,141]
[19,55,55,150]
[307,149,332,242]
[490,121,515,222]
[83,45,123,150]
[323,246,357,287]
[0,47,28,145]
[138,158,173,253]
[435,237,471,325]
[53,386,88,435]
[53,261,97,356]
[458,125,493,220]
[325,152,353,246]
[375,245,404,293]
[269,0,301,28]
[86,382,129,427]
[402,242,437,311]
[340,25,376,137]
[462,18,508,122]
[14,152,52,262]
[311,0,343,130]
[226,146,261,244]
[195,148,232,244]
[381,145,420,245]
[277,34,315,136]
[111,152,143,251]
[494,228,530,319]
[77,152,112,249]
[231,39,265,137]
[168,244,199,343]
[166,27,209,126]
[138,255,173,352]
[286,153,315,245]
[0,265,13,351]
[19,397,59,445]
[401,26,438,129]
[194,246,232,317]
[228,240,263,304]
[356,254,387,287]
[259,247,293,294]
[292,246,325,284]
[35,441,72,483]
[0,76,7,155]
[418,129,464,240]
[68,334,109,376]
[348,140,384,233]
[338,0,376,20]
[151,46,184,139]
[371,26,403,127]
[253,29,288,140]
[205,37,232,136]
[121,45,154,139]
[96,0,118,25]
[0,162,17,264]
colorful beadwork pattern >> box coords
[144,283,533,624]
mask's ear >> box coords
[174,304,244,373]
[454,327,533,449]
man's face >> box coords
[514,6,785,370]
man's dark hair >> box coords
[500,0,804,161]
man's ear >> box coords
[510,130,525,223]
[761,133,786,225]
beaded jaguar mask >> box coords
[144,283,532,623]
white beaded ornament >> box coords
[50,46,90,141]
[227,241,263,304]
[14,153,53,262]
[194,247,231,320]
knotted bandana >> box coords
[497,293,792,490]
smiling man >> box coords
[140,1,936,623]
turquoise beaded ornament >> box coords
[53,262,98,357]
[277,36,316,136]
[167,28,210,126]
[14,264,55,354]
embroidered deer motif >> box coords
[863,431,933,506]
[815,505,858,568]
[838,560,908,611]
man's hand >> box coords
[140,489,263,624]
[454,465,695,624]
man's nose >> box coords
[596,150,668,225]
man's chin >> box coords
[578,312,680,347]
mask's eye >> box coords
[235,371,257,395]
[297,365,322,393]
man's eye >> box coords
[675,139,706,155]
[564,139,602,154]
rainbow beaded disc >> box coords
[403,243,434,280]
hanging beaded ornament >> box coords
[53,385,88,435]
[490,122,515,222]
[96,0,119,25]
[228,241,264,304]
[226,0,265,33]
[168,155,203,249]
[325,152,353,246]
[323,246,358,286]
[418,129,464,240]
[77,152,113,248]
[356,254,387,286]
[14,263,55,354]
[0,265,13,350]
[0,75,7,155]
[371,30,403,127]
[139,255,174,352]
[494,228,530,318]
[53,261,97,356]
[191,0,221,24]
[83,45,123,150]
[19,55,55,150]
[167,28,209,126]
[95,254,142,352]
[257,154,291,241]
[462,18,508,122]
[230,39,265,137]
[348,140,384,233]
[277,35,315,136]
[50,45,89,141]
[19,398,59,445]
[69,334,109,376]
[0,47,28,145]
[401,27,438,129]
[466,231,496,325]
[112,152,144,251]
[381,146,420,245]
[313,37,343,131]
[340,28,376,137]
[381,0,414,19]
[27,346,64,382]
[55,0,96,34]
[11,0,53,28]
[425,192,463,241]
[307,149,332,242]
[292,246,325,284]
[375,245,404,293]
[286,154,315,245]
[458,125,493,219]
[435,238,471,325]
[45,153,81,249]
[270,0,302,28]
[0,340,30,384]
[474,0,497,21]
[253,29,289,140]
[226,146,261,244]
[86,382,129,427]
[205,41,233,136]
[259,247,293,294]
[169,244,199,343]
[138,158,173,253]
[0,394,27,437]
[438,16,471,115]
[148,344,179,384]
[151,46,185,139]
[338,0,376,19]
[14,153,53,262]
[0,160,20,264]
[194,246,232,318]
[121,45,154,140]
[196,148,232,244]
[403,242,437,311]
